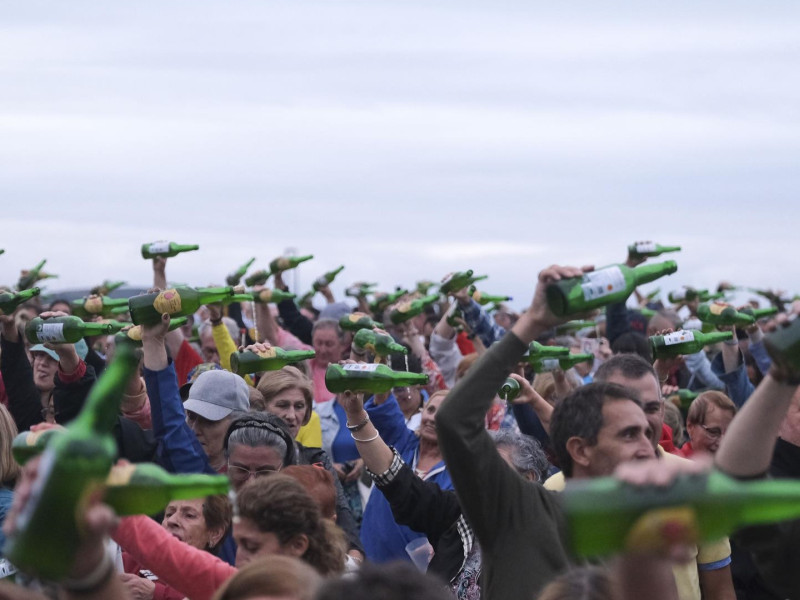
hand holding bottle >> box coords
[140,310,171,371]
[626,241,651,268]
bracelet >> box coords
[62,552,115,593]
[346,413,370,432]
[351,347,367,358]
[351,431,380,443]
[723,339,738,346]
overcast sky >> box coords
[1,1,799,309]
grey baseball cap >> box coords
[183,369,250,421]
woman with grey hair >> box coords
[223,413,296,491]
[340,386,549,599]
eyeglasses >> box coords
[227,464,280,483]
[699,424,724,440]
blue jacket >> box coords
[360,396,453,563]
[143,362,236,564]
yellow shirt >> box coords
[296,410,322,448]
[544,447,731,600]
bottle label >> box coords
[106,463,137,486]
[14,447,56,532]
[0,558,17,579]
[255,348,277,359]
[343,363,379,372]
[580,267,626,301]
[153,289,182,314]
[395,301,412,314]
[258,290,273,302]
[274,257,291,270]
[540,358,560,371]
[148,241,170,255]
[348,313,364,323]
[634,242,656,254]
[125,326,143,341]
[84,295,104,314]
[315,275,328,287]
[36,323,66,342]
[708,302,728,315]
[663,330,695,346]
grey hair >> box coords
[311,318,346,343]
[199,317,241,345]
[491,430,550,482]
[225,424,288,460]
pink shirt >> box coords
[311,360,335,403]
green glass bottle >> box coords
[223,293,255,304]
[71,295,130,319]
[446,307,465,331]
[546,261,678,317]
[269,254,313,275]
[115,316,188,346]
[439,270,489,295]
[389,294,439,325]
[103,463,229,517]
[230,347,316,375]
[17,259,56,291]
[0,288,40,316]
[325,363,428,394]
[667,389,700,410]
[638,307,657,319]
[25,316,114,344]
[740,306,778,320]
[12,428,62,466]
[244,269,271,288]
[763,316,800,374]
[525,341,570,359]
[3,338,139,580]
[563,469,800,558]
[90,280,126,296]
[128,285,244,326]
[298,290,315,307]
[470,288,512,306]
[339,312,384,332]
[312,265,345,291]
[555,320,597,334]
[669,288,714,304]
[627,242,681,260]
[96,319,131,334]
[531,353,594,373]
[645,288,661,301]
[697,303,756,328]
[226,257,256,286]
[346,282,377,298]
[353,329,407,358]
[369,289,409,314]
[416,280,437,295]
[499,377,520,403]
[650,330,734,359]
[252,288,296,303]
[140,241,199,259]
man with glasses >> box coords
[681,391,737,458]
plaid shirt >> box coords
[460,299,506,347]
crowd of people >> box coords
[0,245,798,600]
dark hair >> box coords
[609,332,652,363]
[315,562,452,600]
[594,352,657,383]
[387,349,422,373]
[203,494,233,553]
[550,382,642,478]
[236,475,345,576]
[224,412,296,467]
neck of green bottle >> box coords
[196,286,234,304]
[72,345,139,434]
[632,261,677,286]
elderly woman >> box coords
[113,475,346,600]
[338,386,549,598]
[120,495,232,600]
[253,356,364,560]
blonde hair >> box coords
[257,366,314,426]
[0,404,21,486]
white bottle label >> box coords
[148,241,170,254]
[343,363,379,372]
[36,323,66,342]
[634,242,656,253]
[663,330,695,346]
[539,358,560,371]
[580,267,626,301]
[0,559,17,578]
